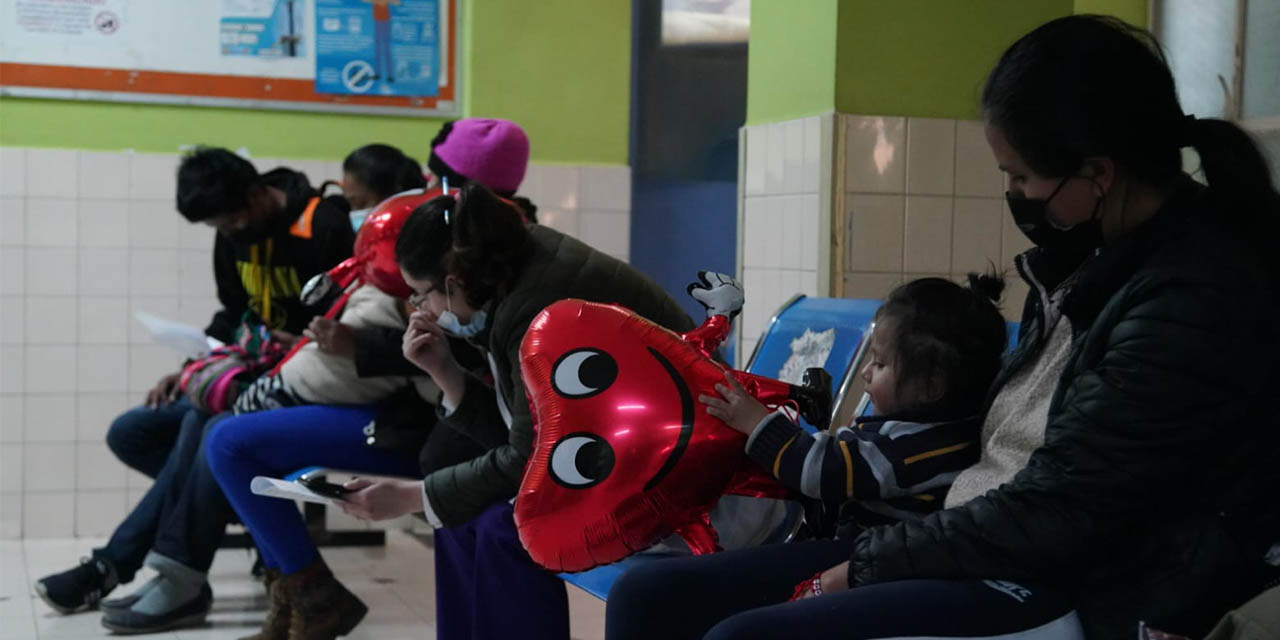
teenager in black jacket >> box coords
[35,148,354,633]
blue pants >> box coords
[205,404,420,573]
[374,18,392,82]
[433,502,569,640]
[95,399,205,582]
[606,540,1083,640]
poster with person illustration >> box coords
[314,0,439,96]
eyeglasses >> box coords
[408,284,438,309]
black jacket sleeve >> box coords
[352,326,423,378]
[205,233,248,343]
[849,274,1267,586]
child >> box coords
[605,275,1009,640]
[339,143,426,230]
[702,274,1008,537]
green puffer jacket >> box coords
[422,224,694,527]
[851,180,1280,638]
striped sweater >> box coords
[744,412,982,532]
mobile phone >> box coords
[298,476,353,499]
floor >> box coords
[0,531,606,640]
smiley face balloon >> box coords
[515,300,815,572]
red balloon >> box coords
[515,300,799,573]
[314,186,534,300]
[344,187,443,298]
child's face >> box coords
[342,172,380,211]
[860,321,904,415]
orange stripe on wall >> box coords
[0,0,458,110]
[0,62,451,108]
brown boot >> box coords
[279,560,367,640]
[239,570,289,640]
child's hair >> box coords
[874,274,1007,417]
[176,147,261,223]
[394,181,534,308]
[983,15,1279,276]
[342,143,427,202]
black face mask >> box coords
[1006,176,1104,260]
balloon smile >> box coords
[642,346,693,491]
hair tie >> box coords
[1179,113,1198,147]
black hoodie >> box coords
[206,168,354,342]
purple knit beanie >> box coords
[427,118,530,196]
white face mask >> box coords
[436,279,488,338]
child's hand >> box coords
[305,317,355,357]
[699,371,771,435]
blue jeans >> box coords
[205,405,420,573]
[605,540,1082,640]
[105,398,190,478]
[94,399,210,582]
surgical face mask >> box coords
[1006,175,1104,260]
[437,280,488,338]
[349,207,372,231]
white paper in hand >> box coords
[250,476,340,506]
[133,311,221,359]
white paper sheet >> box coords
[133,311,224,359]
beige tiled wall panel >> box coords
[838,115,1022,320]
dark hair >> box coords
[342,143,427,202]
[983,15,1280,257]
[394,181,534,307]
[874,274,1007,418]
[176,147,261,222]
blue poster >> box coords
[221,0,304,57]
[315,0,439,97]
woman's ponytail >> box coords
[446,182,534,307]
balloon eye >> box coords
[549,433,615,489]
[551,349,618,399]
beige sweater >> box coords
[280,284,439,404]
[945,315,1075,509]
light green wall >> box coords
[834,0,1073,120]
[0,0,630,165]
[466,0,631,165]
[747,0,1149,124]
[1075,0,1148,27]
[744,0,840,125]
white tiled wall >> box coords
[0,146,630,538]
[739,116,825,364]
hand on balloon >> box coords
[337,478,424,521]
[790,562,851,600]
[304,317,355,358]
[699,371,771,435]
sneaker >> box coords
[100,583,212,635]
[33,556,119,615]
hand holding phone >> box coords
[298,476,353,499]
